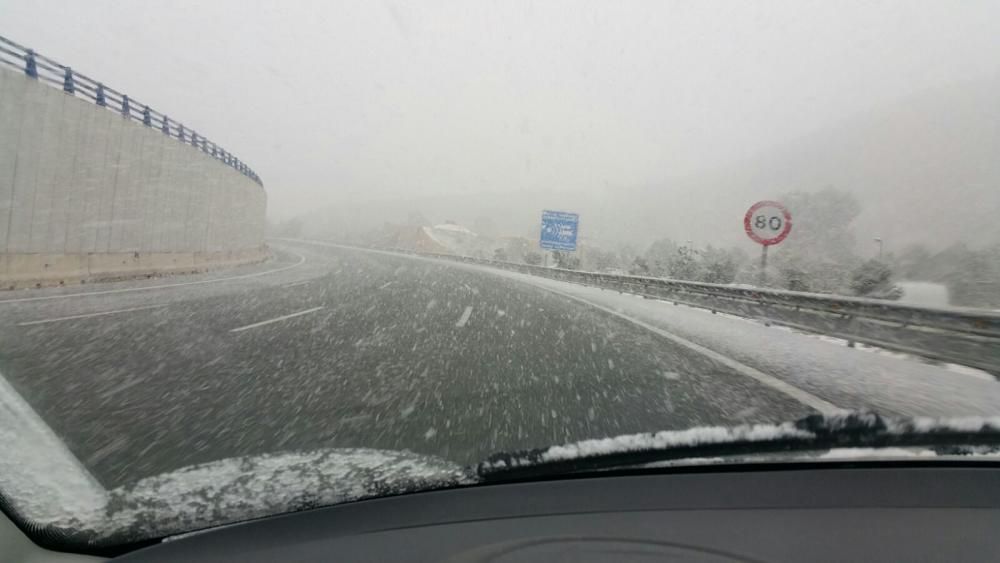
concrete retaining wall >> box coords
[0,65,267,287]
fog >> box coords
[4,0,1000,251]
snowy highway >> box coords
[2,239,998,489]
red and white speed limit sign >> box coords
[744,201,792,246]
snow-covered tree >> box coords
[643,238,678,276]
[667,246,702,280]
[771,187,863,292]
[553,251,581,270]
[699,245,744,284]
[582,247,619,272]
[849,259,903,300]
[629,257,650,275]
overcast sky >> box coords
[4,0,1000,220]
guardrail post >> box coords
[121,94,130,118]
[177,124,185,142]
[211,144,217,157]
[95,83,106,106]
[190,131,198,147]
[161,115,170,134]
[142,106,152,126]
[62,67,75,94]
[24,49,37,78]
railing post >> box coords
[62,67,75,94]
[8,40,262,189]
[24,49,37,78]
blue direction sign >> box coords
[540,210,579,251]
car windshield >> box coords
[2,0,1000,554]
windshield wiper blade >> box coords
[476,412,1000,482]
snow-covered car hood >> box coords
[8,447,469,546]
[0,376,469,547]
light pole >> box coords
[874,237,883,261]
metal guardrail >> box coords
[405,250,1000,378]
[0,34,262,186]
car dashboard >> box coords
[109,463,1000,562]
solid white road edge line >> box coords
[230,306,326,333]
[272,240,843,414]
[455,306,474,328]
[16,305,168,326]
[530,287,844,416]
[0,249,307,305]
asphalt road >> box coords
[0,240,991,490]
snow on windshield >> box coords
[6,445,468,544]
[539,423,811,464]
[481,413,1000,470]
[3,0,1000,553]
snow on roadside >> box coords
[464,264,1000,418]
[644,295,996,383]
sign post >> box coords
[540,210,579,258]
[743,201,792,286]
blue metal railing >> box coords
[0,35,263,187]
